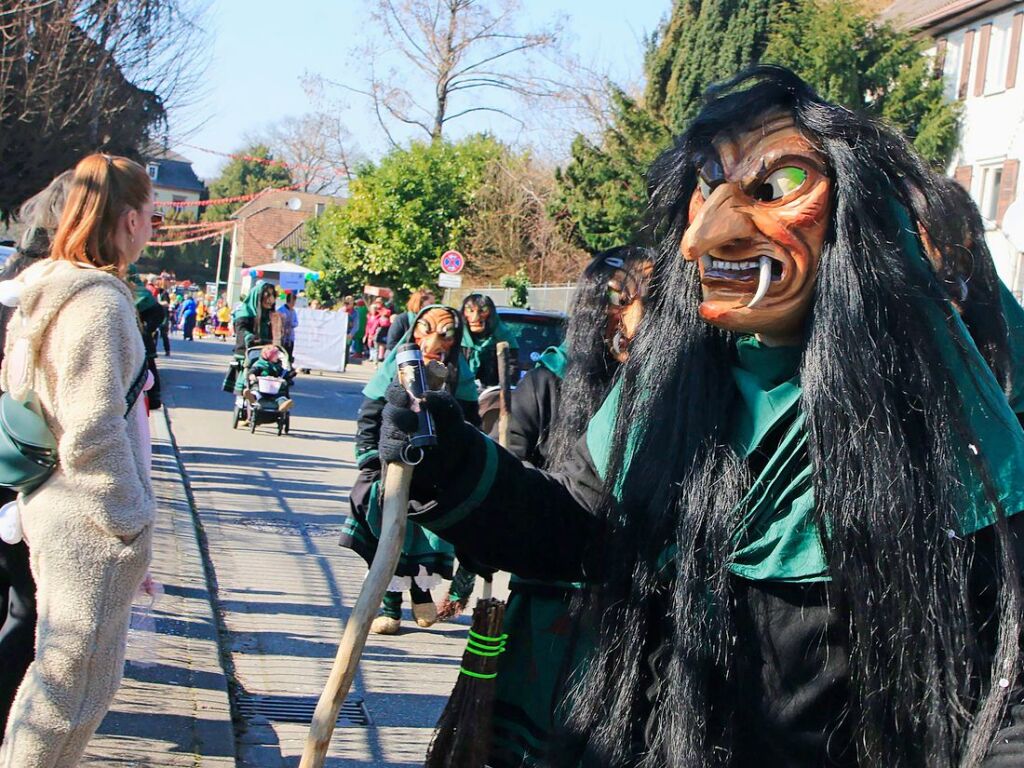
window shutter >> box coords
[1008,13,1023,90]
[954,165,974,191]
[960,29,976,99]
[997,160,1019,226]
[935,38,948,77]
[974,24,992,97]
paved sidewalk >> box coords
[82,408,235,767]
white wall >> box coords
[933,4,1024,287]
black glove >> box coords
[379,379,472,479]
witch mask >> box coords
[413,307,459,364]
[680,112,831,342]
[606,260,653,363]
[463,301,491,335]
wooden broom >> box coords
[423,598,507,767]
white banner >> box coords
[293,308,348,372]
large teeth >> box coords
[746,255,773,309]
[705,258,762,271]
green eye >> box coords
[754,166,807,202]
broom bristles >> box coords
[424,598,507,768]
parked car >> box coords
[478,307,568,434]
[495,307,567,368]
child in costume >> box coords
[246,345,293,412]
[377,67,1024,767]
[488,247,653,768]
[215,301,231,339]
[461,293,519,387]
[340,305,481,634]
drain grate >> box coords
[236,694,370,726]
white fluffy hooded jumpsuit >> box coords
[0,260,155,767]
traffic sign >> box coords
[438,273,463,289]
[441,250,465,274]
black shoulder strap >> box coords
[125,363,148,418]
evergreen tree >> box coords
[645,0,781,131]
[205,144,293,221]
[763,0,959,167]
[553,88,671,253]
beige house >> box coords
[144,148,207,221]
[883,0,1024,291]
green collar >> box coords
[536,343,569,379]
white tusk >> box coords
[746,256,773,309]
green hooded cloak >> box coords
[461,313,518,381]
[363,305,479,403]
[232,279,273,348]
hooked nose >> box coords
[680,184,758,262]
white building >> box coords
[885,0,1023,290]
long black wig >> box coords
[544,246,653,470]
[561,65,1023,768]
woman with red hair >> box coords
[0,154,159,766]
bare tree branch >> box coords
[320,0,562,142]
[0,0,211,218]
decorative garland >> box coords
[146,228,233,247]
[176,141,351,179]
[153,184,300,208]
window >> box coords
[146,163,159,180]
[172,194,186,203]
[985,20,1010,94]
[979,164,1005,223]
[942,34,963,101]
[315,202,325,216]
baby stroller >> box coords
[231,344,295,435]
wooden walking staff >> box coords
[300,345,436,768]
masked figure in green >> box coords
[461,294,519,387]
[340,305,480,634]
[376,67,1024,767]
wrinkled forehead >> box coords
[420,307,456,327]
[705,111,826,180]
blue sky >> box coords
[171,0,671,179]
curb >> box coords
[156,406,241,761]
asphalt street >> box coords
[155,336,506,767]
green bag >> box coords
[0,391,57,493]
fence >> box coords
[444,283,577,314]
